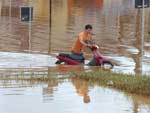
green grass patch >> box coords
[71,70,150,96]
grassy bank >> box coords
[71,70,150,96]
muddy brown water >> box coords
[0,1,150,112]
[0,0,150,74]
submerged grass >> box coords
[0,71,69,81]
[1,69,150,96]
[71,70,150,96]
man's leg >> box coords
[69,53,85,63]
[87,57,96,66]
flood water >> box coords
[0,0,150,74]
[0,1,150,113]
[0,70,150,113]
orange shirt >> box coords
[71,31,92,54]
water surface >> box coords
[0,1,150,113]
[0,1,150,73]
[0,72,150,113]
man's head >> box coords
[85,24,92,33]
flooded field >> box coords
[0,70,150,113]
[0,0,150,74]
[0,1,150,113]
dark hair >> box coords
[85,24,92,30]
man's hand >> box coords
[86,43,93,48]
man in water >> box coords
[70,24,94,63]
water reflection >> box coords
[42,77,59,102]
[117,8,143,74]
[0,1,2,16]
[133,9,142,74]
[128,94,150,113]
[0,0,150,74]
[71,77,91,103]
[0,69,150,113]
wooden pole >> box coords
[141,0,145,74]
[9,0,11,18]
[50,0,52,28]
[29,1,32,52]
[48,0,52,54]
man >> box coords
[70,24,94,63]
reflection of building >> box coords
[32,0,49,19]
[117,7,143,74]
[42,78,58,102]
[133,9,142,74]
[0,0,50,53]
[145,9,150,41]
[1,0,28,17]
[126,93,150,113]
[94,0,103,8]
[149,11,150,35]
[66,0,104,25]
[0,1,2,16]
[66,0,104,28]
[0,0,150,73]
